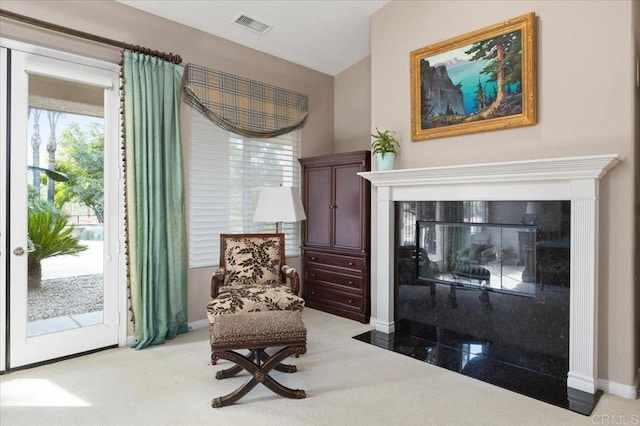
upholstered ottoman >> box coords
[210,310,307,408]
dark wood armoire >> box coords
[299,151,371,323]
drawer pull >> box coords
[348,280,354,286]
[310,273,316,278]
[348,299,354,304]
[348,261,355,267]
[311,290,316,296]
[310,256,316,261]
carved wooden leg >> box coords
[257,346,306,399]
[211,345,306,408]
[216,364,243,379]
[215,349,259,379]
[258,349,299,373]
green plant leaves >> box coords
[27,209,88,261]
[371,127,400,157]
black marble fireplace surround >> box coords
[354,200,601,415]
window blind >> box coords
[189,109,302,268]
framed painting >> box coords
[410,13,536,141]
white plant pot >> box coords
[376,152,396,171]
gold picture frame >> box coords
[410,12,537,141]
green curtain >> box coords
[122,51,188,349]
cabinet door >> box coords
[333,164,363,250]
[305,166,332,247]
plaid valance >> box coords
[183,64,308,138]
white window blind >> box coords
[189,109,302,268]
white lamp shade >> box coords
[253,186,306,223]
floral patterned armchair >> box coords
[207,234,304,320]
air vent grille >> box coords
[233,14,272,35]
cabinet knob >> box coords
[348,299,353,304]
[348,280,354,286]
[310,256,316,261]
[311,290,316,295]
[348,261,355,267]
[311,273,316,278]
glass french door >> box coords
[2,44,124,368]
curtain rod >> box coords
[0,8,182,64]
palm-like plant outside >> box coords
[27,208,87,289]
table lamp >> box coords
[253,186,306,233]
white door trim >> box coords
[0,47,8,372]
[2,40,128,367]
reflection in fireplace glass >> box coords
[416,221,537,297]
[396,200,571,290]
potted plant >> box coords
[371,128,399,171]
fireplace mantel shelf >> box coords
[359,153,622,396]
[358,154,621,187]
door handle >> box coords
[13,247,26,256]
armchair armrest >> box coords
[211,267,226,298]
[281,265,301,296]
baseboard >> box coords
[597,378,638,399]
[188,319,209,330]
[368,316,378,328]
[124,319,210,347]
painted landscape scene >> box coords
[418,30,523,130]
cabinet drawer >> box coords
[305,284,363,311]
[306,267,363,292]
[305,251,365,273]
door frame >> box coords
[1,47,8,373]
[1,38,128,369]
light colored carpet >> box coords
[1,308,637,425]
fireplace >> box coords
[395,200,570,383]
[358,154,621,411]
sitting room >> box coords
[0,0,638,424]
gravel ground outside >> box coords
[27,274,104,321]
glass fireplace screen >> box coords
[415,221,537,297]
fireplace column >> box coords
[375,186,394,333]
[569,180,600,394]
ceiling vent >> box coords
[232,14,273,35]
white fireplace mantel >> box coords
[359,154,622,395]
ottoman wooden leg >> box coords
[211,345,306,408]
[258,348,301,373]
[216,349,259,379]
[215,349,300,378]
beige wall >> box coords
[334,56,371,153]
[370,0,638,387]
[0,1,334,327]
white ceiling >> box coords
[116,0,389,76]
